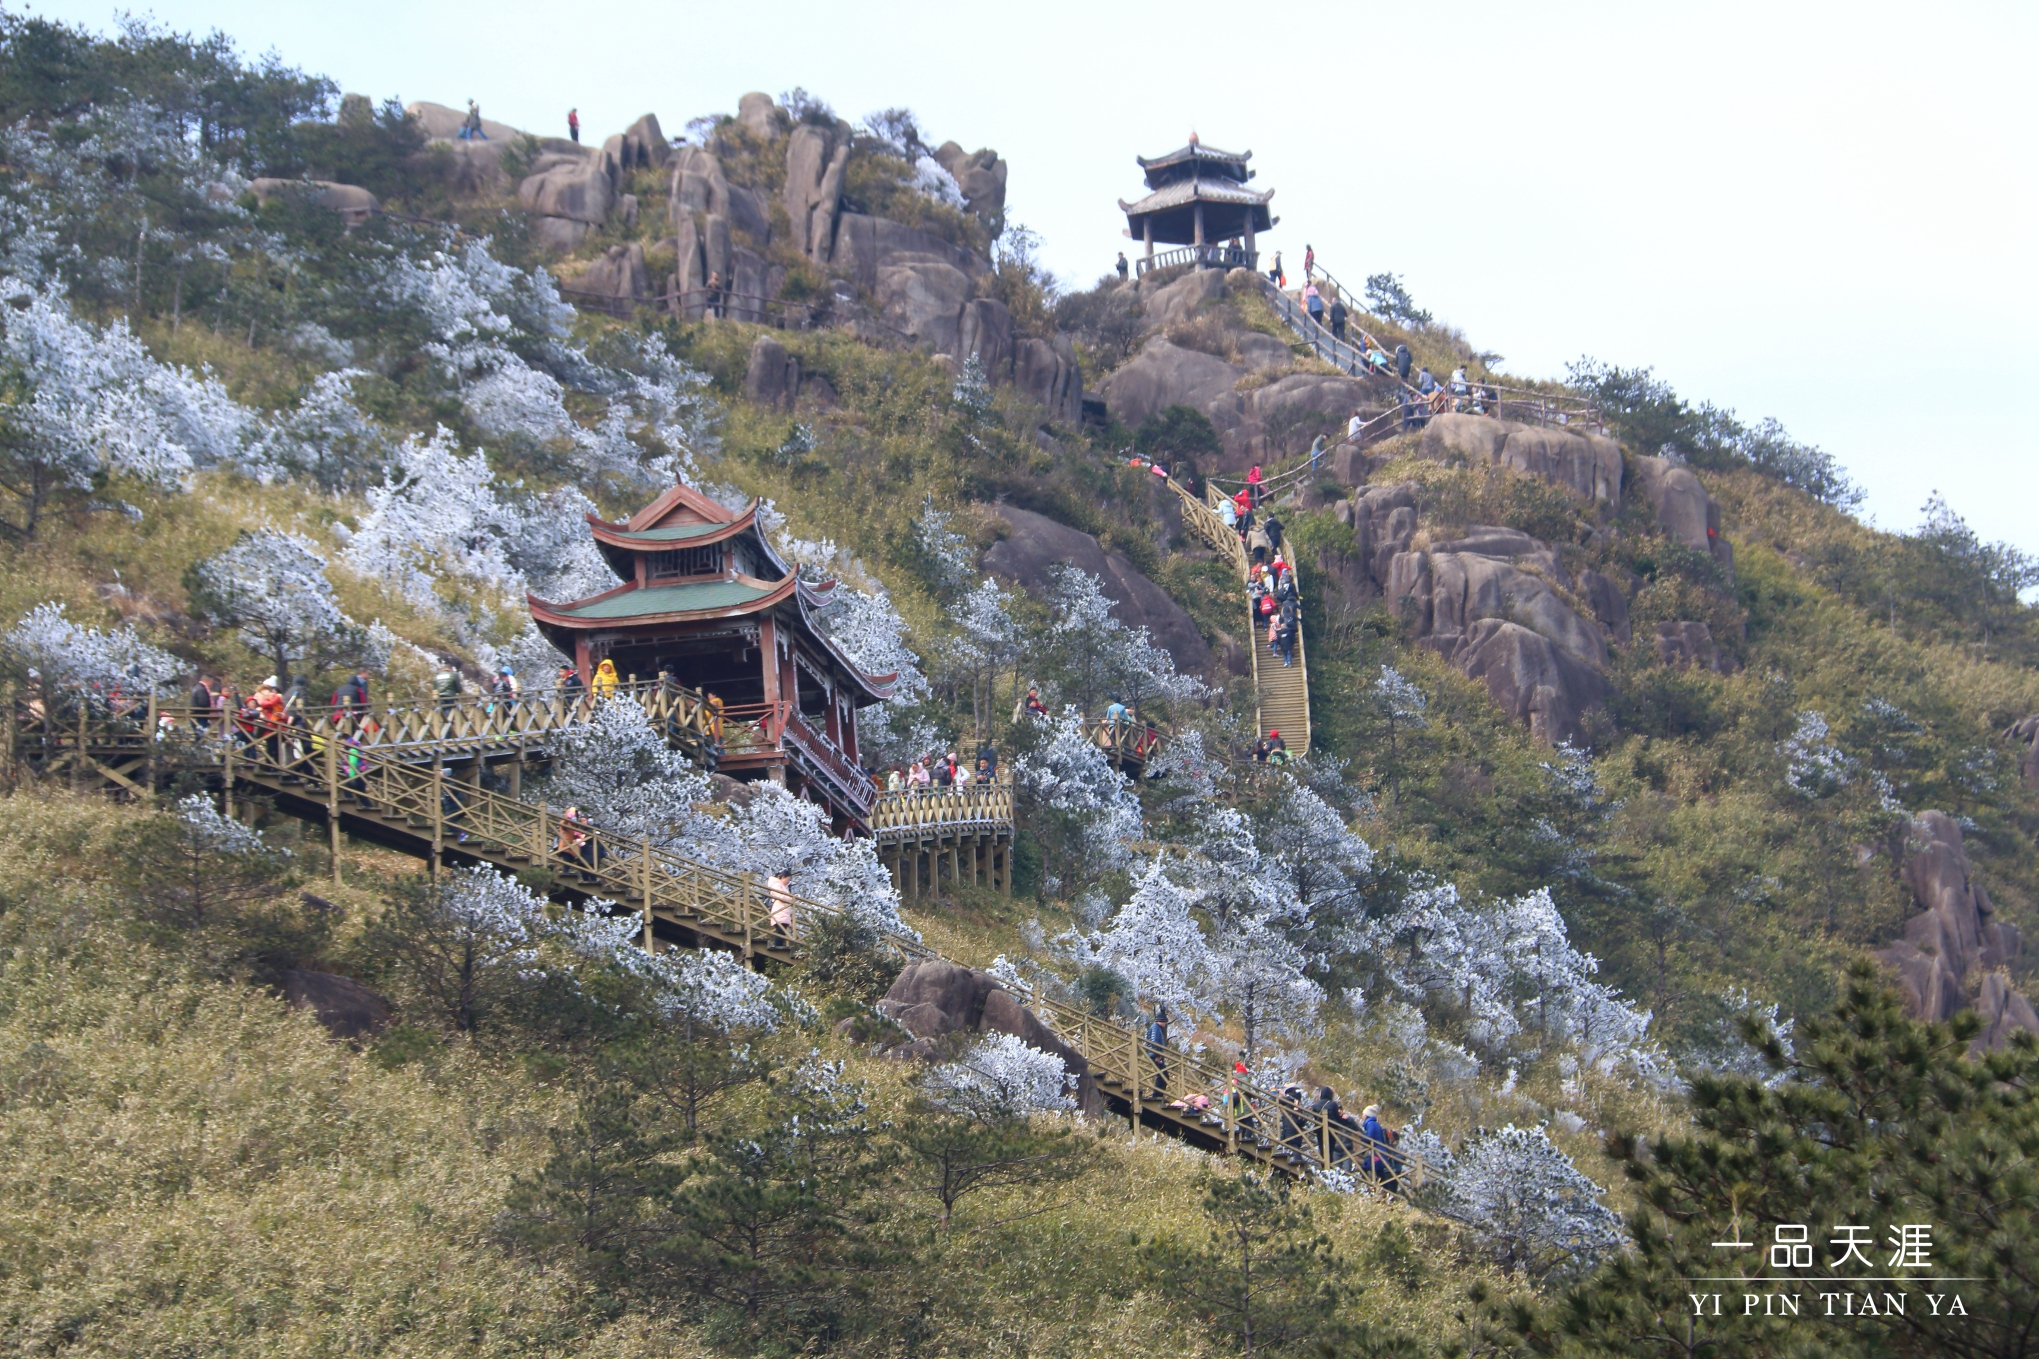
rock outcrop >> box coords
[1100,332,1382,467]
[2005,715,2039,789]
[1880,811,2039,1048]
[619,112,669,170]
[518,150,615,251]
[248,178,378,226]
[877,961,1099,1114]
[1631,455,1734,575]
[930,141,1008,222]
[1098,337,1249,434]
[576,243,650,303]
[1419,413,1624,512]
[281,969,392,1040]
[1651,620,1726,672]
[1013,336,1083,425]
[982,505,1211,675]
[405,100,520,144]
[783,123,851,261]
[736,92,786,140]
[742,335,801,411]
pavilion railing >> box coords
[1134,243,1259,277]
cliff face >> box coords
[1883,811,2039,1048]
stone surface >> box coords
[1576,567,1633,645]
[958,297,1012,371]
[669,145,726,217]
[416,139,507,195]
[281,969,391,1040]
[621,112,668,169]
[875,256,976,352]
[1631,455,1734,575]
[248,178,379,225]
[1347,482,1422,595]
[405,100,520,144]
[743,335,800,410]
[736,92,785,139]
[829,213,988,292]
[931,141,1009,220]
[1881,811,2038,1047]
[1451,618,1609,747]
[517,151,614,225]
[577,243,649,301]
[1013,336,1083,424]
[878,961,1099,1113]
[1651,620,1723,672]
[982,505,1212,675]
[530,216,593,252]
[1390,549,1607,673]
[1233,332,1295,372]
[1420,413,1624,512]
[1098,337,1248,435]
[1143,268,1227,326]
[783,124,850,261]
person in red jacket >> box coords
[567,107,580,143]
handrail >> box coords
[1133,243,1259,277]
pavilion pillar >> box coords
[1244,217,1256,267]
[1193,201,1205,248]
[1142,217,1153,261]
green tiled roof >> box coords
[559,579,776,619]
[612,521,729,542]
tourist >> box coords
[1303,280,1325,326]
[1347,409,1365,444]
[1267,729,1289,761]
[1219,494,1238,531]
[592,657,619,700]
[1395,344,1412,381]
[1329,294,1348,341]
[253,677,286,758]
[1415,367,1437,398]
[886,766,904,792]
[1246,463,1264,507]
[557,807,591,868]
[558,666,585,703]
[433,662,462,711]
[1263,512,1285,554]
[189,674,215,731]
[490,665,519,711]
[1278,615,1297,667]
[1481,379,1501,416]
[767,872,795,942]
[1024,685,1048,718]
[334,669,370,715]
[1147,1002,1170,1096]
[909,757,931,789]
[1450,364,1470,412]
[1105,696,1129,734]
[1366,341,1392,376]
[933,754,953,788]
[1267,250,1284,287]
[974,756,993,784]
[461,100,487,141]
[705,270,724,320]
[1116,251,1129,281]
[1303,243,1315,278]
[567,107,580,144]
[1247,522,1274,567]
[1308,433,1326,472]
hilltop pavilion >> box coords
[1119,135,1277,275]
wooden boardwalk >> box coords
[12,697,1429,1196]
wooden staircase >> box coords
[1168,479,1312,754]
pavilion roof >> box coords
[1119,178,1274,217]
[1137,142,1253,172]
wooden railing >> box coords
[1083,716,1165,766]
[870,775,1014,842]
[1134,243,1259,277]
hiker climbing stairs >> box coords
[16,696,1443,1198]
[1168,478,1312,754]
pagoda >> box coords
[1119,135,1276,276]
[528,483,891,830]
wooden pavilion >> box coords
[528,484,891,832]
[1120,135,1277,275]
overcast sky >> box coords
[34,0,2039,556]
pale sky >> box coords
[33,0,2039,557]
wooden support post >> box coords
[72,700,85,792]
[949,838,960,895]
[510,745,523,799]
[145,693,158,797]
[221,734,234,820]
[1128,1023,1142,1140]
[641,834,653,950]
[325,732,342,884]
[430,758,444,880]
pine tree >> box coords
[1138,1170,1357,1358]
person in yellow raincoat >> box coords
[592,658,619,699]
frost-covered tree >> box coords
[1075,857,1218,1025]
[536,697,713,841]
[261,368,385,491]
[507,484,620,603]
[1416,1124,1626,1283]
[367,866,557,1039]
[1681,987,1795,1088]
[1253,771,1374,938]
[1044,564,1202,718]
[0,287,265,535]
[1013,705,1144,890]
[940,576,1021,735]
[345,426,521,611]
[2,600,182,698]
[1370,664,1428,803]
[921,1032,1077,1120]
[909,492,972,592]
[188,529,358,683]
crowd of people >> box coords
[1142,1003,1406,1189]
[1215,478,1300,670]
[880,742,1000,795]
